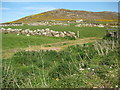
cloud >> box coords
[0,7,10,10]
[23,7,56,11]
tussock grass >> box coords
[2,39,118,88]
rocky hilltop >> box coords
[7,9,118,24]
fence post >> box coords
[77,31,80,38]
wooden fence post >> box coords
[77,31,80,38]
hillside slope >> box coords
[9,9,118,23]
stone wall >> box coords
[0,23,24,27]
[29,22,69,26]
[1,28,76,38]
[75,24,105,27]
[106,31,118,38]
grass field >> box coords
[2,25,118,88]
[2,25,106,50]
[2,33,65,50]
[2,25,106,59]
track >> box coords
[2,37,101,59]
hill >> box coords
[8,9,118,24]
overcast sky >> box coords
[1,2,118,23]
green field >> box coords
[2,25,106,50]
[2,25,118,88]
[2,33,65,50]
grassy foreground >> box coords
[2,39,118,88]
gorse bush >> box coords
[2,39,118,88]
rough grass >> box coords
[2,39,118,88]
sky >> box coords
[1,2,118,23]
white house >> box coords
[76,19,83,23]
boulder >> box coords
[59,32,65,37]
[26,34,30,36]
[54,34,60,37]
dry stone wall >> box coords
[0,24,24,27]
[1,28,76,38]
[75,24,105,27]
[106,31,118,38]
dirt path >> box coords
[24,37,100,51]
[2,37,101,59]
